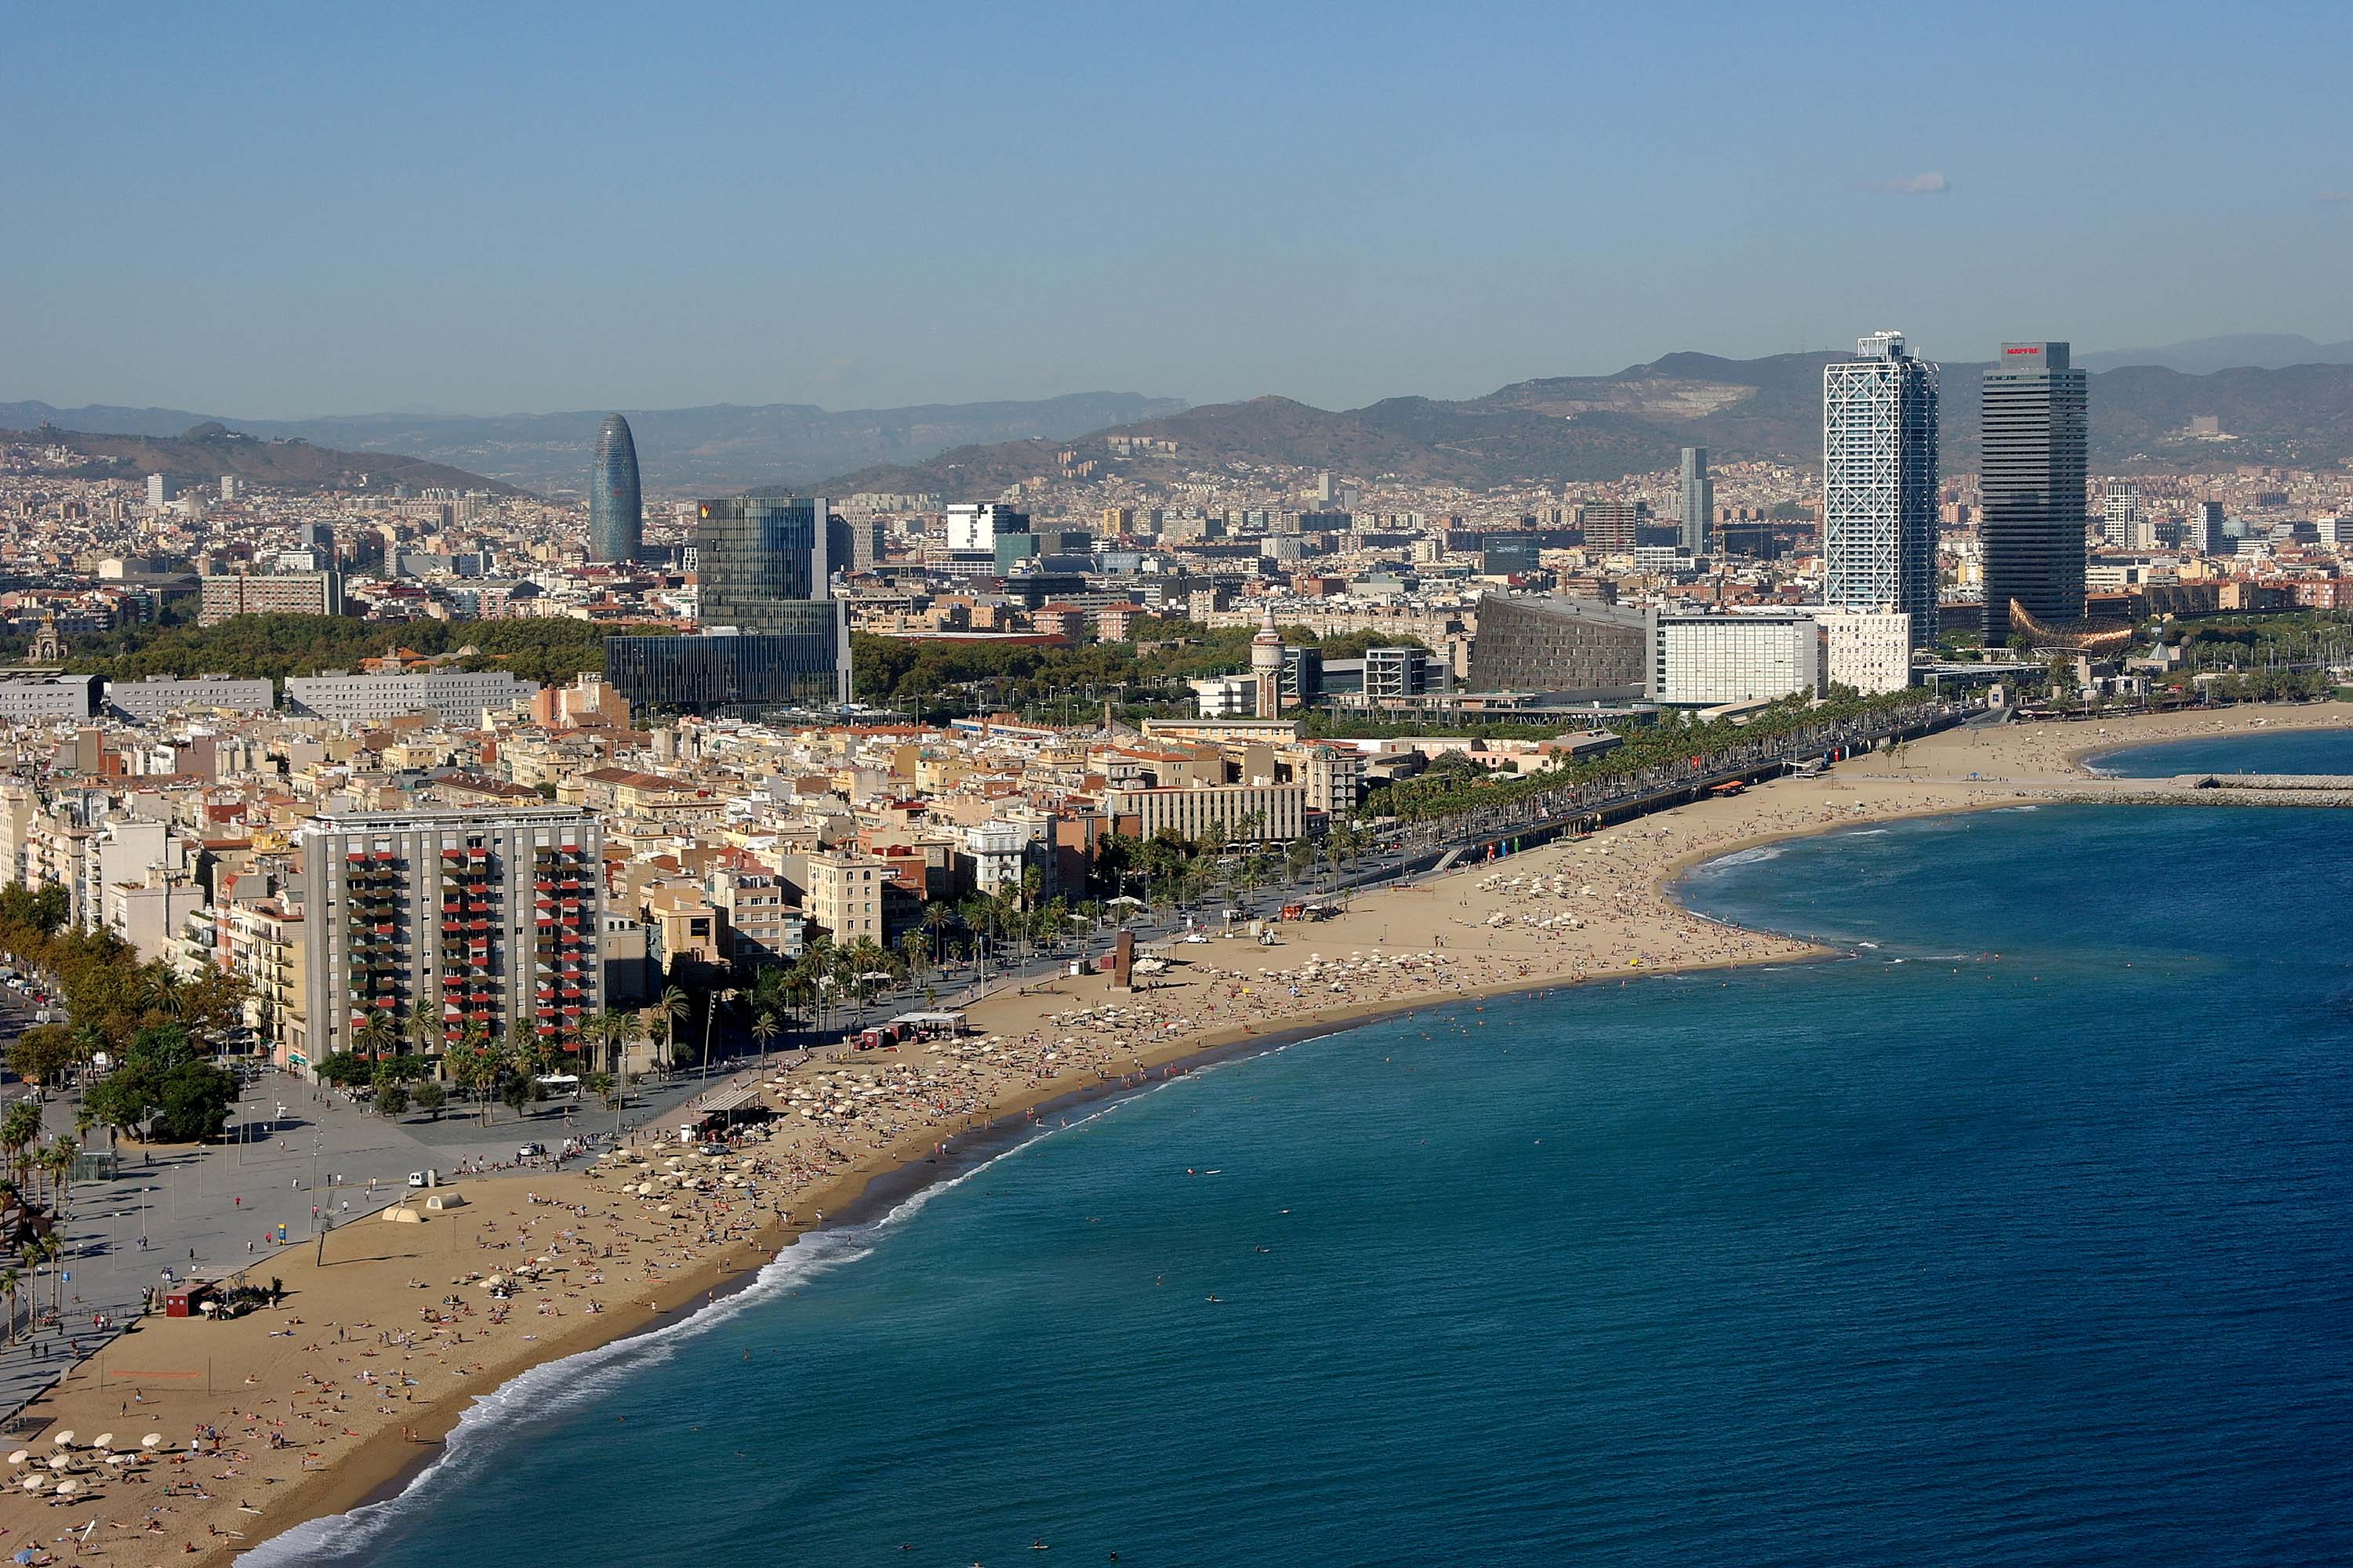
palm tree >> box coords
[0,1266,17,1347]
[405,1007,444,1065]
[750,1010,779,1062]
[354,1012,398,1064]
[611,1011,644,1080]
[43,1142,74,1218]
[699,988,737,1085]
[655,985,689,1073]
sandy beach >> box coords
[0,699,2344,1566]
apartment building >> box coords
[798,850,886,945]
[1102,782,1307,844]
[298,807,605,1073]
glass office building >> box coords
[695,497,836,624]
[590,414,642,562]
[1980,341,2089,644]
[633,494,853,713]
[605,621,850,716]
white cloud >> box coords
[1857,172,1952,195]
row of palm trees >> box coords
[0,1098,78,1345]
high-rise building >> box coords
[146,474,175,510]
[2194,499,2230,554]
[677,497,851,708]
[590,414,643,561]
[696,497,837,623]
[1980,341,2089,644]
[2101,481,2143,546]
[1822,332,1939,645]
[1577,502,1647,554]
[1677,448,1712,554]
[298,807,605,1072]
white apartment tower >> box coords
[1822,332,1940,645]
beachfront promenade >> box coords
[0,1067,765,1427]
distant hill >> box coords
[0,393,1189,496]
[2076,333,2353,375]
[820,351,2353,495]
[0,423,519,495]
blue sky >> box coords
[7,2,2349,416]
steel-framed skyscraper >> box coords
[590,413,642,561]
[1678,447,1712,554]
[1822,331,1939,646]
[1979,341,2088,644]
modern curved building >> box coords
[589,413,642,561]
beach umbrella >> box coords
[140,1435,162,1450]
[5,1450,24,1466]
[89,1433,112,1452]
[53,1478,78,1496]
[19,1475,42,1493]
[49,1431,73,1447]
[46,1454,70,1471]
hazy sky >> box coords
[9,2,2350,417]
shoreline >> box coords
[224,701,2353,1561]
[211,699,2353,1562]
[3,701,2344,1567]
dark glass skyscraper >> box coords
[644,495,851,711]
[590,413,642,561]
[1979,342,2087,644]
[695,497,834,626]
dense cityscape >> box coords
[0,328,2346,1094]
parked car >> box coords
[517,1142,547,1162]
[406,1171,428,1188]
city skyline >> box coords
[8,7,2350,416]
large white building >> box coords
[108,674,276,720]
[1813,608,1914,695]
[944,503,1027,554]
[1823,331,1940,645]
[1652,612,1822,706]
[284,669,538,725]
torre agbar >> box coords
[590,412,643,562]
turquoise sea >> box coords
[255,733,2353,1567]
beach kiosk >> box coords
[162,1283,217,1319]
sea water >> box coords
[257,744,2353,1567]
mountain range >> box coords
[0,393,1189,498]
[2074,333,2353,375]
[815,350,2353,495]
[12,332,2353,502]
[0,423,523,496]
